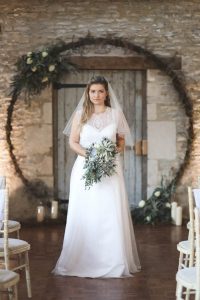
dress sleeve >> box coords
[116,110,130,136]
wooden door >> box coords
[54,70,147,207]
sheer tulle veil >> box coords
[63,77,134,146]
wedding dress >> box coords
[53,107,141,278]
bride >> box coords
[53,75,141,278]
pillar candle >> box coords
[171,201,177,224]
[37,205,45,222]
[51,200,58,219]
[176,206,182,226]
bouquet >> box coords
[82,137,118,189]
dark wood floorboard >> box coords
[14,223,187,300]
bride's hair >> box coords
[81,76,111,125]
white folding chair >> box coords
[176,207,200,299]
[0,189,32,298]
[177,187,195,270]
[0,177,21,238]
[0,189,19,300]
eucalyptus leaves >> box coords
[82,137,118,189]
[132,178,176,225]
[10,42,77,97]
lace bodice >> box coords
[66,107,130,148]
[77,107,127,148]
[75,107,128,134]
[80,121,117,149]
[87,107,113,131]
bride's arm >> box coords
[69,113,86,157]
[116,134,125,153]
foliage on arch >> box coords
[6,34,193,205]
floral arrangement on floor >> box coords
[82,137,118,189]
[131,177,176,225]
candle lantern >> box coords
[37,203,45,222]
[175,206,182,226]
[51,200,58,219]
[171,201,177,224]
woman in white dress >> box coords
[53,76,141,278]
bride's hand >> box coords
[116,134,125,153]
[69,113,87,157]
[116,146,125,153]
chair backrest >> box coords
[0,176,6,189]
[193,188,200,209]
[194,207,200,291]
[188,187,195,267]
[188,187,195,228]
[0,189,9,269]
[0,190,5,230]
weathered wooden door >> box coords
[54,70,147,207]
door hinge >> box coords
[133,140,148,156]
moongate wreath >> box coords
[6,34,193,208]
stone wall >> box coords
[147,70,189,197]
[0,0,200,220]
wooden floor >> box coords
[15,222,187,300]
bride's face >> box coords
[89,84,107,106]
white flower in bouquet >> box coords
[138,200,145,208]
[165,202,171,208]
[94,143,100,149]
[82,137,118,189]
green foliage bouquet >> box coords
[82,137,118,189]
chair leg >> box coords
[13,285,18,300]
[25,252,32,298]
[8,288,12,300]
[17,254,23,270]
[176,282,179,297]
[195,290,200,300]
[185,288,191,300]
[16,230,20,239]
[176,281,183,299]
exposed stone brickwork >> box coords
[0,0,199,220]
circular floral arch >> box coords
[6,35,193,199]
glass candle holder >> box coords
[37,204,45,222]
[175,206,182,226]
[51,200,58,219]
[171,201,177,224]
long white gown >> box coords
[53,107,141,278]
